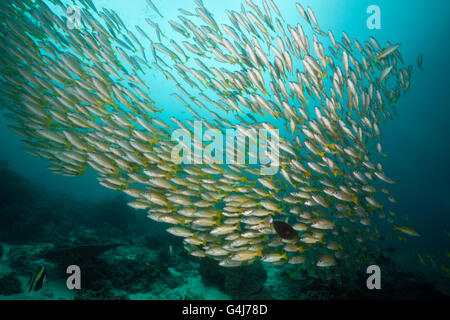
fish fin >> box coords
[256,248,263,257]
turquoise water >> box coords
[0,0,449,299]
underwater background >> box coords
[0,0,449,299]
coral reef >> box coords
[0,165,448,300]
[264,263,449,300]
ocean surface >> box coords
[0,0,449,300]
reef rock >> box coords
[42,243,122,264]
[199,259,269,299]
[0,274,23,296]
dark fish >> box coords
[417,54,423,71]
[28,265,46,292]
[269,217,298,240]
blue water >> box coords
[0,0,449,299]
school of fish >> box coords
[0,0,423,269]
